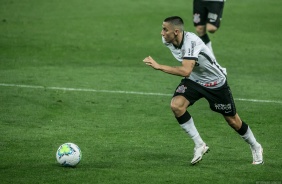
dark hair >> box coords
[164,16,184,26]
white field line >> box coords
[0,83,281,104]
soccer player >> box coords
[193,0,225,53]
[143,16,263,165]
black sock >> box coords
[200,34,210,44]
[236,121,249,135]
[176,111,191,124]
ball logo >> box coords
[57,144,75,159]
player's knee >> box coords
[170,102,182,113]
[207,28,217,34]
[170,96,189,116]
[206,24,218,34]
[170,101,186,116]
[195,26,206,36]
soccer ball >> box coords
[56,143,82,167]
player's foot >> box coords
[191,143,209,165]
[250,144,264,165]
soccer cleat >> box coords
[250,144,264,165]
[191,143,209,165]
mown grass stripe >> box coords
[0,83,281,104]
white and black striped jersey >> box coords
[162,31,227,88]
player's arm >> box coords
[143,56,195,77]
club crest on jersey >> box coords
[176,85,187,93]
[193,13,200,24]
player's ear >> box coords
[174,29,180,36]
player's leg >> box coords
[203,1,225,53]
[170,95,209,165]
[224,114,259,148]
[205,1,224,34]
[171,79,209,165]
[193,0,213,52]
[223,114,264,165]
[207,82,263,164]
[206,23,218,34]
[205,23,218,53]
[171,95,205,148]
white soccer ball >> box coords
[56,143,82,167]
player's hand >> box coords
[143,56,160,70]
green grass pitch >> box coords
[1,0,282,183]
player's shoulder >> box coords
[183,31,202,45]
[184,31,199,40]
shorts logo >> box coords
[176,85,187,93]
[208,13,218,22]
[214,103,231,111]
[193,13,200,24]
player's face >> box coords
[161,22,176,43]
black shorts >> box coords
[193,0,225,28]
[173,79,236,116]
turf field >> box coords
[1,0,282,183]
